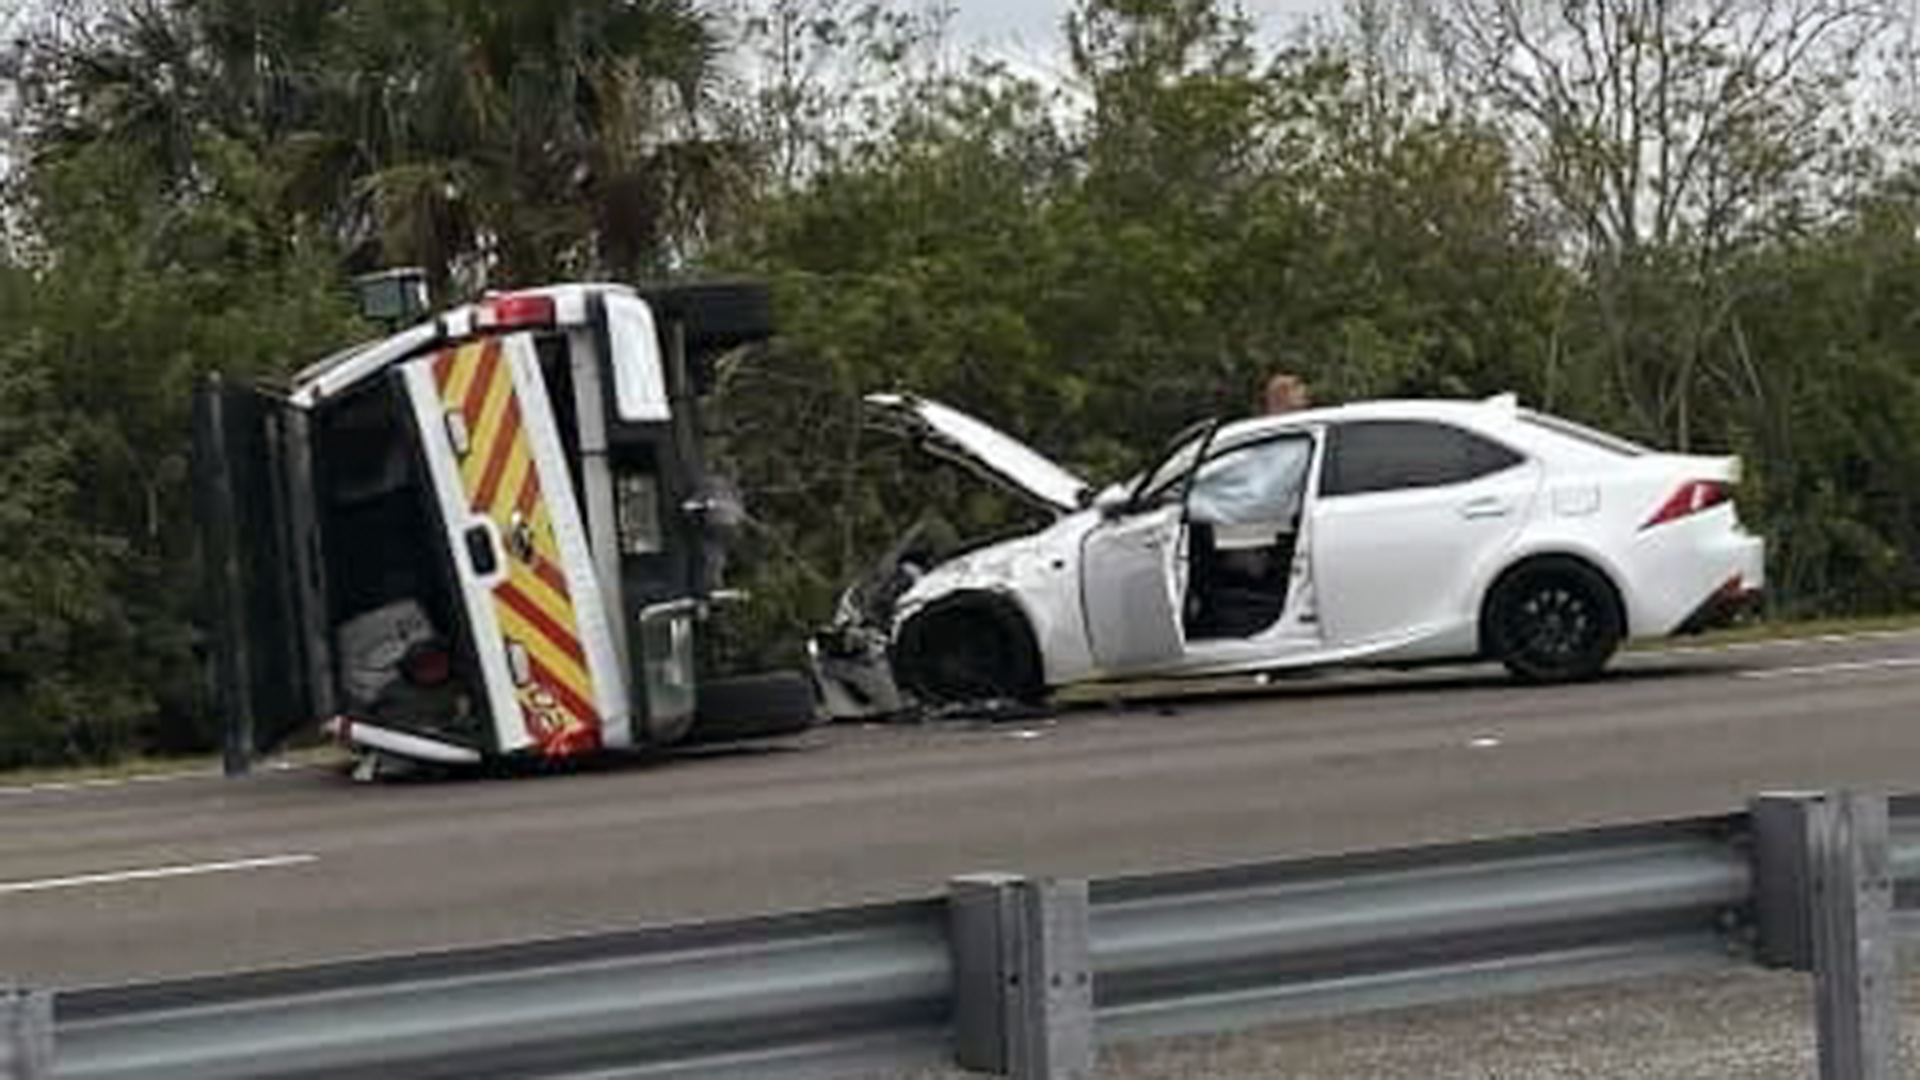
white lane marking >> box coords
[1468,735,1503,749]
[1738,657,1920,681]
[0,854,318,897]
[0,770,216,795]
[1655,628,1920,659]
[0,760,316,797]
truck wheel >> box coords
[894,601,1043,707]
[686,669,819,745]
[1485,558,1623,684]
[635,281,773,352]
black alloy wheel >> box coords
[1488,560,1623,683]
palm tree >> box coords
[316,0,751,291]
[33,0,752,296]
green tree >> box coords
[1721,188,1920,613]
[0,269,141,767]
[1414,0,1904,448]
[30,0,746,295]
[5,76,364,762]
[709,0,1564,664]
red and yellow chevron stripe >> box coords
[433,338,601,757]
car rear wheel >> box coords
[894,601,1043,707]
[1486,559,1623,683]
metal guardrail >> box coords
[5,791,1912,1080]
[1887,794,1920,885]
[50,902,952,1080]
[1093,820,1754,1041]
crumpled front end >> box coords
[812,393,1100,721]
[806,517,956,721]
[810,506,1102,720]
[809,621,906,721]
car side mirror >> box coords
[1093,485,1131,520]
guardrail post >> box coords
[1753,792,1820,969]
[1,984,54,1080]
[1751,792,1897,1080]
[952,873,1017,1073]
[949,875,1094,1080]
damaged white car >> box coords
[810,392,1766,719]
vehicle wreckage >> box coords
[809,392,1765,720]
[194,280,818,778]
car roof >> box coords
[1215,397,1519,443]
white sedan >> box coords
[810,392,1765,717]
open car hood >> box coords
[864,393,1090,515]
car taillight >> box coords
[1643,480,1731,529]
[401,643,453,688]
[475,292,557,331]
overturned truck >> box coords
[194,282,815,778]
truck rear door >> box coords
[191,375,332,771]
[400,331,631,757]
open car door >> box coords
[1078,421,1221,675]
[1080,503,1187,674]
[192,375,332,773]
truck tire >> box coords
[685,669,818,745]
[635,281,774,353]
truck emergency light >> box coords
[476,292,559,331]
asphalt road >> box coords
[6,631,1920,990]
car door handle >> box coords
[1460,497,1510,520]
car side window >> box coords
[1320,420,1523,498]
[1185,437,1314,525]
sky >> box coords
[944,0,1336,48]
[928,0,1341,86]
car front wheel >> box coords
[893,601,1043,707]
[1486,559,1623,683]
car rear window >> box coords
[1519,410,1650,457]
